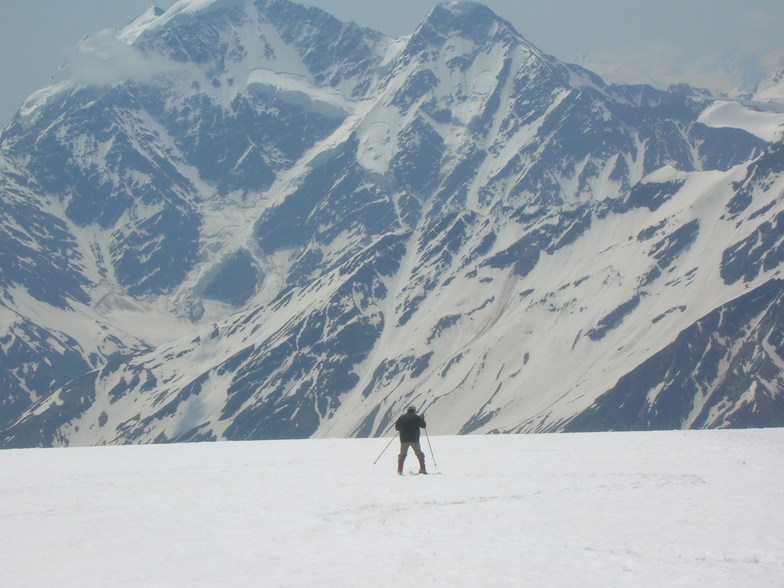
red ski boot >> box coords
[417,454,427,475]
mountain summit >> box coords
[416,1,525,44]
[1,0,783,447]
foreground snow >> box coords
[1,429,783,586]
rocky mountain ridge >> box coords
[1,0,782,446]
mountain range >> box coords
[1,0,783,447]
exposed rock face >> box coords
[1,0,782,446]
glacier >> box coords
[1,429,783,586]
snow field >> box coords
[1,428,783,587]
[698,101,784,142]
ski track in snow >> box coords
[1,429,783,587]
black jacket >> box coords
[395,411,426,442]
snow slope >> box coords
[698,100,784,142]
[1,429,783,586]
[1,0,784,446]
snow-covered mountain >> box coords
[755,66,784,104]
[1,0,783,447]
[573,48,784,104]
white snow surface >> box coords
[698,100,784,142]
[1,429,783,587]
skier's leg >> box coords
[397,442,409,475]
[412,442,427,474]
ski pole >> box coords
[424,426,437,468]
[370,409,400,465]
[372,435,396,464]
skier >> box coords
[395,406,427,475]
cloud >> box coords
[62,30,178,87]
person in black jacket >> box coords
[395,406,427,475]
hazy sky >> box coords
[1,0,782,125]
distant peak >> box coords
[442,1,488,13]
[119,5,167,43]
[430,0,498,22]
[130,5,166,25]
[411,1,534,53]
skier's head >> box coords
[407,405,416,413]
